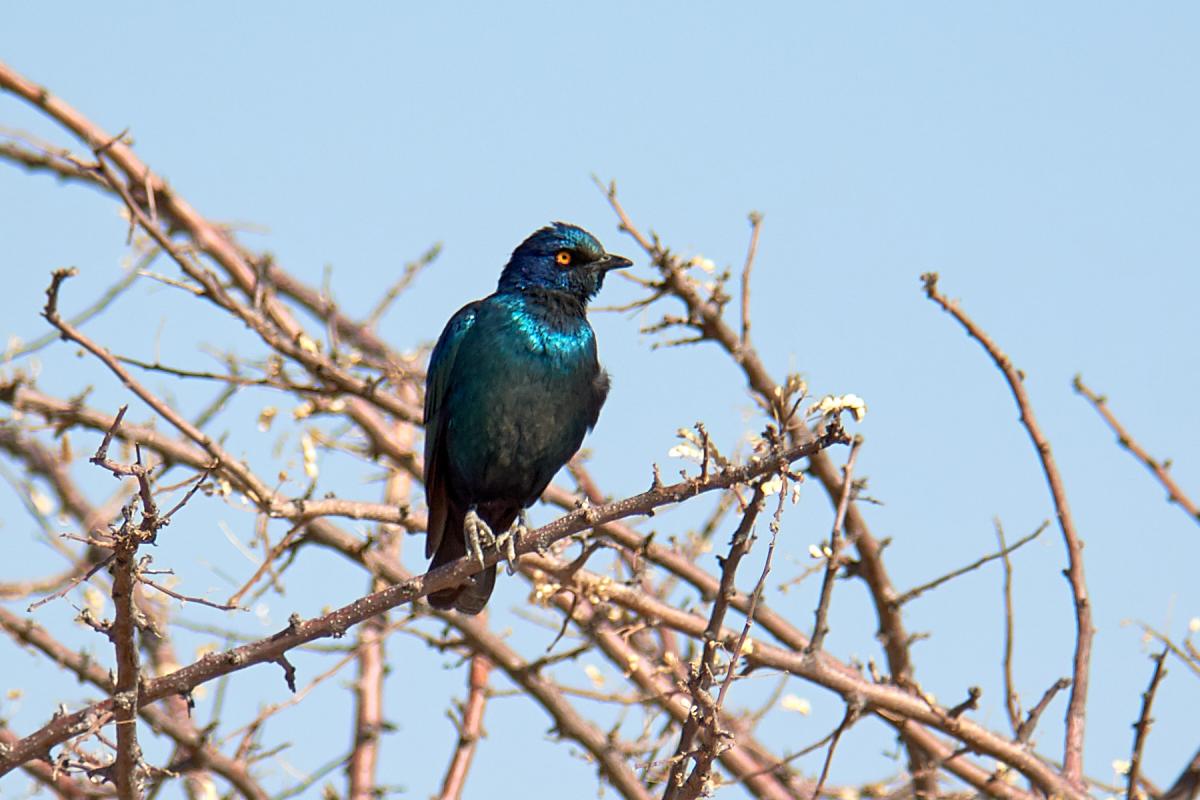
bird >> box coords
[422,222,631,614]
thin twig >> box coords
[740,211,763,349]
[139,575,239,611]
[363,243,441,329]
[1074,375,1200,526]
[1138,624,1200,680]
[117,354,336,394]
[1127,649,1168,800]
[160,469,210,523]
[947,686,983,719]
[6,261,141,361]
[812,698,864,800]
[808,436,862,654]
[894,521,1048,606]
[716,485,785,713]
[996,519,1021,737]
[27,553,115,612]
[1016,678,1071,745]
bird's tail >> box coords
[428,563,495,616]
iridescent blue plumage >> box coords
[424,223,631,613]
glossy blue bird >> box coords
[423,222,631,614]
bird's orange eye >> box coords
[555,250,572,266]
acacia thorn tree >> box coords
[1,59,1198,800]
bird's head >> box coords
[497,222,632,303]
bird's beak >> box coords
[594,253,633,272]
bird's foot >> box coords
[463,507,493,568]
[494,510,527,575]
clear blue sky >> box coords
[2,4,1198,798]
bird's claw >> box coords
[464,507,523,573]
[492,529,516,575]
[494,511,528,575]
[464,508,492,568]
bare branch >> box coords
[740,211,763,349]
[808,436,862,654]
[516,552,1081,800]
[7,255,141,361]
[663,484,767,798]
[923,272,1093,786]
[1074,375,1200,526]
[996,518,1021,737]
[0,425,845,783]
[602,180,932,792]
[436,654,492,800]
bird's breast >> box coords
[502,300,594,361]
[442,299,603,505]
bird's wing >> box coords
[423,302,479,559]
